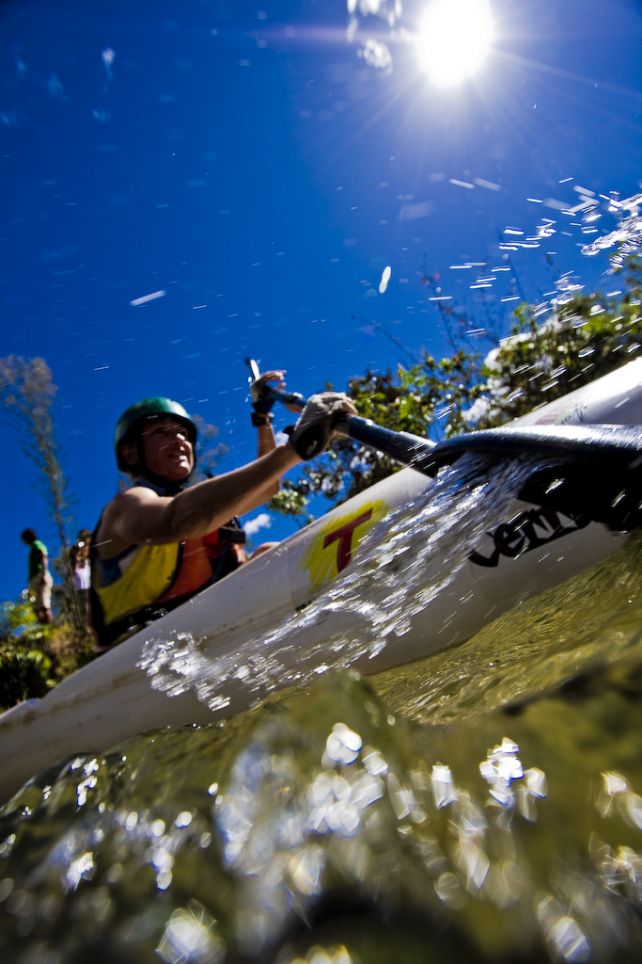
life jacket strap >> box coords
[97,591,198,649]
[218,522,246,545]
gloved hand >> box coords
[250,370,283,426]
[288,392,357,460]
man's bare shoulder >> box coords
[97,486,164,558]
[103,484,161,519]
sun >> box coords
[415,0,496,88]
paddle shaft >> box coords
[246,359,642,532]
[247,364,437,474]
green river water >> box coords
[2,520,642,962]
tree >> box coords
[192,415,229,481]
[0,356,77,615]
[468,256,642,428]
[271,257,642,523]
[269,349,481,521]
[0,356,73,552]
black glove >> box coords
[288,393,354,460]
[250,380,275,427]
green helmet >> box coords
[114,397,197,471]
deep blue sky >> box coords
[1,0,641,602]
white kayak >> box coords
[1,359,641,803]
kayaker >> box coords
[20,528,54,625]
[90,375,355,650]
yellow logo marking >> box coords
[301,500,388,590]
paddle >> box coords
[424,424,642,533]
[246,358,437,472]
[246,360,642,532]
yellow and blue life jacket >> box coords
[90,481,246,648]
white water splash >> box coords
[347,0,402,69]
[581,192,642,270]
[359,38,393,72]
[347,0,402,26]
[140,456,544,714]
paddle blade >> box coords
[430,425,642,533]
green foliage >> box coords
[271,258,642,524]
[0,600,94,709]
[268,486,314,527]
[0,646,52,709]
[270,350,482,525]
[0,599,53,648]
[471,257,642,428]
[0,602,54,707]
[272,349,482,526]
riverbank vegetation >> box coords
[0,599,94,709]
[271,256,642,520]
[0,357,94,708]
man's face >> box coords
[139,416,195,482]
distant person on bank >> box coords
[70,529,92,624]
[20,528,54,625]
[90,373,355,650]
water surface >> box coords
[2,487,641,962]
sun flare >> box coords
[416,0,495,88]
